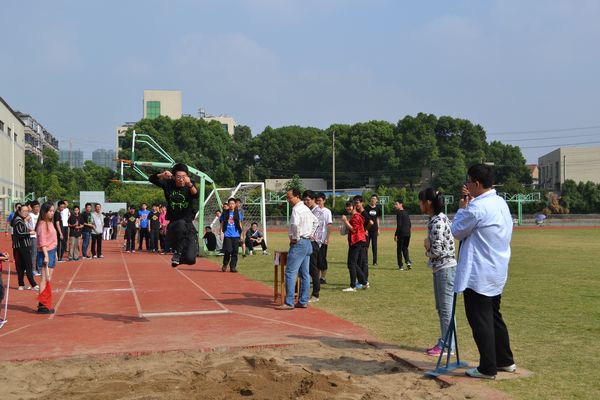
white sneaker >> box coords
[33,271,41,276]
[32,285,40,291]
[262,251,268,255]
[18,286,25,291]
[308,296,320,303]
[498,364,517,373]
[342,287,357,292]
[92,255,98,259]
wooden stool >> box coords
[273,251,300,305]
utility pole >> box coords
[332,130,336,208]
[11,123,15,205]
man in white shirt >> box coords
[27,201,41,275]
[316,192,333,284]
[451,164,516,380]
[60,200,71,260]
[277,188,319,310]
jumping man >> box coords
[149,163,200,267]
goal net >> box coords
[199,182,267,251]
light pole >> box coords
[332,130,336,208]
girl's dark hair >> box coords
[418,188,445,215]
[10,203,25,227]
[35,201,55,232]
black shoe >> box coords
[221,265,227,272]
[37,307,55,314]
[319,278,327,284]
[406,263,412,270]
[171,252,181,268]
[230,268,238,273]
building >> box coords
[538,147,600,192]
[143,90,182,120]
[15,112,59,161]
[0,96,26,217]
[265,178,327,192]
[92,149,116,170]
[116,121,136,154]
[198,108,236,135]
[59,149,84,168]
[526,164,539,187]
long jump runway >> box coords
[0,238,372,361]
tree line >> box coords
[25,113,599,214]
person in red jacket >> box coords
[340,201,368,292]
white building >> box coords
[143,90,182,120]
[0,96,26,216]
[538,147,600,192]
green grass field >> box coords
[235,227,600,400]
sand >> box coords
[0,340,486,400]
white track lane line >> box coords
[232,311,347,338]
[49,259,85,320]
[157,253,229,312]
[120,251,143,318]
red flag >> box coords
[38,281,52,309]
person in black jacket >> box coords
[11,204,38,290]
[394,198,412,271]
[149,163,200,267]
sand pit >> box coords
[0,340,493,400]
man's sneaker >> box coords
[131,250,136,253]
[342,287,357,292]
[249,250,254,255]
[32,285,40,291]
[319,278,327,284]
[99,255,104,258]
[18,286,25,291]
[92,255,98,259]
[308,296,320,303]
[498,364,517,373]
[296,303,308,308]
[465,368,496,380]
[33,271,41,276]
[171,252,181,268]
[406,263,412,270]
[373,262,378,266]
[262,250,268,255]
[398,267,405,271]
[37,307,55,315]
[355,283,364,290]
[230,268,238,273]
[221,265,227,272]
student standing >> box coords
[27,201,41,276]
[315,193,332,284]
[394,198,412,271]
[302,190,323,303]
[80,203,94,259]
[11,204,38,290]
[353,196,372,285]
[54,201,68,262]
[221,198,242,272]
[90,203,104,258]
[149,204,161,252]
[103,212,112,241]
[138,203,151,251]
[364,194,382,266]
[35,201,58,314]
[340,201,368,292]
[419,188,457,357]
[122,206,138,253]
[68,206,83,261]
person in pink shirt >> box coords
[158,205,170,254]
[35,202,58,314]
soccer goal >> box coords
[202,182,268,247]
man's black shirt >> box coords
[203,232,217,251]
[149,174,200,222]
[123,212,137,230]
[395,209,412,237]
[364,205,381,231]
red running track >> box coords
[0,236,372,361]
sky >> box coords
[1,0,599,163]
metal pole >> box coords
[260,183,267,247]
[199,177,206,253]
[11,123,15,205]
[332,130,336,209]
